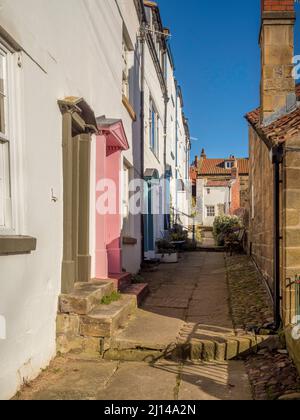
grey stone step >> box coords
[57,294,137,357]
[59,281,114,315]
[103,311,271,362]
[79,295,137,339]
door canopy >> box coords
[97,116,129,154]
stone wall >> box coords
[282,133,300,326]
[240,175,249,208]
[248,127,275,291]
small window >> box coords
[149,98,159,158]
[225,161,233,170]
[122,39,130,100]
[0,46,12,231]
[207,188,211,195]
[206,206,215,218]
[122,163,132,236]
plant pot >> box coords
[156,252,178,264]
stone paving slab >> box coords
[178,361,252,400]
[97,362,179,400]
[14,358,119,400]
[109,309,185,351]
[14,357,252,401]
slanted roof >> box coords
[199,158,249,176]
[97,116,129,151]
[245,84,300,146]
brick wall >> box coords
[262,0,295,12]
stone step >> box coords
[107,273,132,292]
[105,335,269,363]
[59,281,114,315]
[103,311,272,362]
[79,294,137,339]
[57,294,137,357]
[123,283,149,306]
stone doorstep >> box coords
[79,295,137,338]
[59,281,115,315]
[123,283,150,306]
[106,273,132,292]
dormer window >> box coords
[225,161,233,170]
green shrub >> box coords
[101,291,121,305]
[156,239,175,253]
[213,215,241,246]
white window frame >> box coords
[122,39,130,100]
[206,205,215,218]
[0,42,22,235]
[149,98,160,159]
[122,161,133,237]
[225,161,233,170]
[0,45,12,232]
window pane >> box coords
[0,50,6,135]
[0,142,11,228]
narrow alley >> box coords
[14,252,252,400]
[1,0,300,403]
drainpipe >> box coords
[163,83,169,229]
[175,83,179,224]
[140,21,146,262]
[272,144,284,330]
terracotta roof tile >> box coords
[199,158,249,175]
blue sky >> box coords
[158,0,300,160]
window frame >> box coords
[225,161,233,170]
[149,98,160,159]
[122,161,133,238]
[0,44,12,233]
[122,38,130,100]
[206,205,215,218]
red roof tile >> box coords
[199,159,249,175]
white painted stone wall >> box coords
[199,184,231,227]
[0,0,141,400]
[0,0,190,399]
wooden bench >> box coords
[224,228,245,256]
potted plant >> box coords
[156,239,178,264]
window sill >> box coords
[122,95,136,121]
[123,236,138,246]
[0,236,37,256]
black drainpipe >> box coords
[272,144,284,330]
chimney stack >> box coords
[260,0,296,122]
[200,148,207,159]
[231,159,238,179]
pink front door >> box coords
[95,118,129,280]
